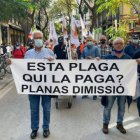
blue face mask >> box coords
[87,41,93,46]
[34,39,43,48]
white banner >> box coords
[10,59,137,96]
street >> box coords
[0,75,140,140]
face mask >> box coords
[87,41,93,46]
[100,39,106,44]
[16,46,20,49]
[114,49,124,54]
[133,39,139,44]
[34,39,43,48]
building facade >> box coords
[0,19,25,45]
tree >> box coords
[83,0,97,32]
[35,0,50,32]
[96,0,140,41]
[105,22,128,43]
[0,0,51,33]
[75,0,84,19]
[0,0,33,20]
[96,0,140,23]
[49,0,77,26]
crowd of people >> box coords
[5,31,140,139]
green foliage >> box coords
[105,22,128,42]
[96,0,122,16]
[96,0,140,17]
[0,0,51,21]
[0,0,33,20]
[55,22,62,35]
[49,0,77,21]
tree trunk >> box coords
[83,0,96,32]
[78,0,84,19]
[90,7,96,33]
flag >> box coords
[75,0,81,5]
[88,31,92,37]
[49,22,58,46]
[70,16,80,47]
[80,15,88,43]
[28,28,33,39]
[75,20,81,27]
[80,16,87,37]
[62,16,68,39]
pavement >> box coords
[0,74,13,90]
[0,75,140,140]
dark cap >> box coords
[132,34,139,39]
[16,43,20,47]
[58,36,64,43]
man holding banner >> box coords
[81,36,100,100]
[102,37,132,134]
[24,31,55,139]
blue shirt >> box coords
[81,45,101,59]
[24,48,55,59]
[105,53,131,59]
[124,44,140,57]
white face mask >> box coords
[34,39,43,48]
[16,46,20,49]
[133,39,139,44]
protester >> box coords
[77,41,86,59]
[54,36,68,59]
[71,44,78,60]
[98,35,112,59]
[81,36,100,59]
[6,43,12,57]
[108,39,114,52]
[102,37,132,134]
[48,39,54,50]
[124,34,140,57]
[133,49,140,117]
[12,43,25,59]
[26,39,34,52]
[81,36,100,100]
[20,43,26,52]
[0,43,7,55]
[24,31,55,139]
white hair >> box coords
[100,35,107,40]
[32,30,43,39]
[113,37,124,45]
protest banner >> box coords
[10,59,137,96]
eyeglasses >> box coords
[87,40,92,42]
